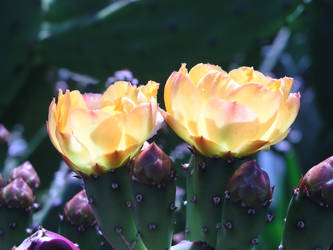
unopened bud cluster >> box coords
[63,190,96,229]
[0,161,39,210]
[131,142,174,185]
[298,156,333,207]
[226,160,273,208]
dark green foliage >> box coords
[84,167,146,250]
[0,0,41,113]
[43,0,111,22]
[185,154,241,247]
[281,192,333,250]
[39,0,301,86]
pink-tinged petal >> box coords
[164,72,202,125]
[235,140,269,157]
[178,63,188,75]
[47,99,62,153]
[124,102,156,147]
[191,136,225,157]
[189,63,226,85]
[227,83,282,123]
[161,109,194,146]
[83,93,102,110]
[205,98,259,151]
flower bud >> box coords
[15,228,79,250]
[64,190,96,229]
[298,156,333,207]
[226,160,272,208]
[0,173,4,187]
[0,124,10,144]
[131,142,174,185]
[0,178,34,209]
[8,161,40,189]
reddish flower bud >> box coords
[299,156,333,207]
[0,178,34,209]
[131,142,174,185]
[64,190,96,229]
[15,228,79,250]
[8,161,40,189]
[226,160,273,208]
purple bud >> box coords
[131,142,174,185]
[8,161,40,189]
[15,228,79,250]
[63,190,96,228]
[0,178,34,209]
[299,156,333,207]
[226,160,273,208]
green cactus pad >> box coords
[59,219,113,250]
[83,167,147,250]
[216,199,270,250]
[281,191,333,250]
[185,154,240,247]
[0,208,32,250]
[130,180,176,250]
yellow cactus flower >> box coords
[162,63,300,158]
[47,81,159,176]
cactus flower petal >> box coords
[163,63,300,158]
[47,81,159,176]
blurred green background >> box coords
[0,0,332,249]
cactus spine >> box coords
[83,166,147,250]
[281,156,333,250]
[185,152,239,247]
[130,143,176,250]
[216,160,273,250]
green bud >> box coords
[8,161,40,189]
[298,156,333,207]
[226,160,272,208]
[64,190,96,229]
[0,178,34,209]
[131,142,174,185]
